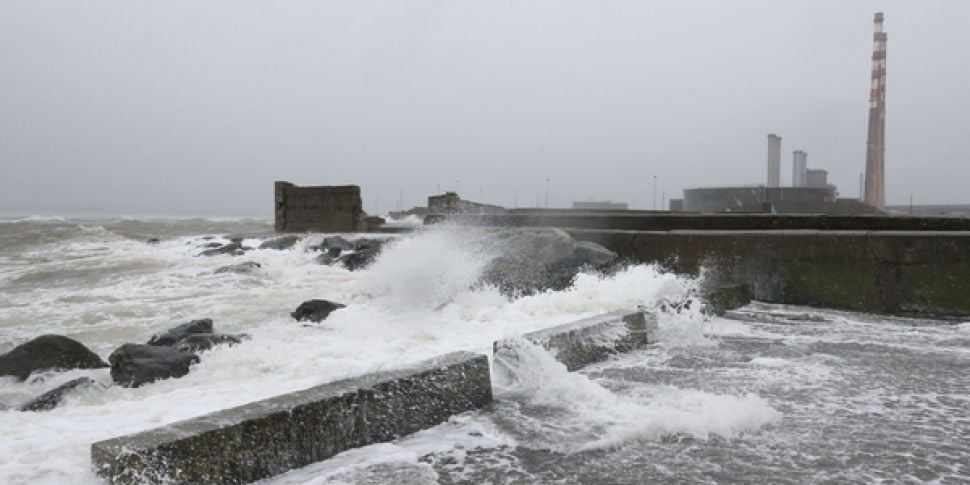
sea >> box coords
[1,215,968,484]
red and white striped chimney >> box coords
[864,12,887,209]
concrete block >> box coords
[91,351,491,484]
[495,309,657,371]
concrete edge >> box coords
[91,351,491,484]
[495,309,658,371]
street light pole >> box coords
[652,175,657,210]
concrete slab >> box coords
[91,351,491,484]
[495,309,657,372]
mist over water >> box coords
[1,217,967,484]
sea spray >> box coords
[491,337,781,453]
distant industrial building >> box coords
[572,201,629,210]
[792,150,808,187]
[766,134,781,187]
[806,169,830,189]
[668,199,684,212]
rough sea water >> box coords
[1,216,968,484]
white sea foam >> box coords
[492,338,781,453]
[0,223,710,484]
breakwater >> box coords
[569,229,970,317]
[91,310,653,484]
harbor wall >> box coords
[568,229,970,317]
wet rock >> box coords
[20,377,97,412]
[201,242,223,249]
[320,236,353,253]
[146,238,160,245]
[703,284,752,316]
[479,228,583,295]
[147,319,214,347]
[315,253,337,265]
[109,344,200,388]
[215,261,262,274]
[291,299,345,323]
[259,235,300,250]
[573,240,618,267]
[175,333,249,352]
[229,237,244,244]
[338,249,380,271]
[0,335,108,381]
[198,243,245,257]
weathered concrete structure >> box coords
[427,192,505,214]
[568,229,970,317]
[428,212,970,232]
[91,351,491,484]
[495,309,657,372]
[274,182,384,232]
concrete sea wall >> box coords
[91,310,658,484]
[495,309,657,371]
[429,212,970,232]
[569,229,970,317]
[91,351,491,484]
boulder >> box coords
[338,249,380,271]
[214,261,262,274]
[175,333,249,352]
[291,299,345,323]
[201,242,223,249]
[315,253,337,265]
[703,284,752,316]
[0,335,108,381]
[198,243,245,257]
[259,235,300,250]
[319,236,353,253]
[146,238,160,245]
[478,228,579,295]
[109,344,200,388]
[147,319,214,347]
[574,240,618,267]
[20,377,98,412]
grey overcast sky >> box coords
[1,1,968,217]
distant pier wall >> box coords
[92,351,491,484]
[568,229,970,317]
[427,212,970,232]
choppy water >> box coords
[1,216,967,484]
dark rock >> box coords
[198,243,245,257]
[353,238,386,252]
[0,335,108,381]
[479,228,582,295]
[315,253,336,265]
[146,238,160,245]
[175,333,249,352]
[147,319,214,347]
[703,284,752,316]
[20,377,97,412]
[327,247,342,258]
[320,236,353,253]
[109,344,200,388]
[229,237,244,244]
[338,249,380,271]
[202,242,223,249]
[291,299,346,323]
[259,235,300,250]
[215,261,262,274]
[574,240,618,267]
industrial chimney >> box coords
[766,134,781,187]
[864,12,887,209]
[792,150,808,187]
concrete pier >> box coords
[91,351,491,484]
[495,310,657,371]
